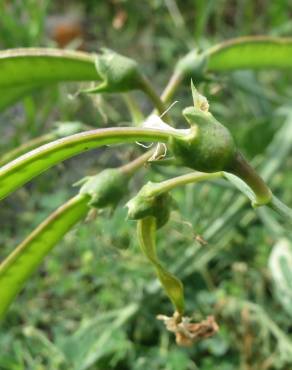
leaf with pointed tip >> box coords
[137,216,185,314]
[207,36,292,71]
[0,48,100,111]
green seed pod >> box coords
[127,182,172,228]
[85,49,143,93]
[170,106,236,172]
[79,168,129,208]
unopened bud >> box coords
[79,168,129,208]
[84,49,143,93]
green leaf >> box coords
[0,194,89,320]
[0,48,100,110]
[0,48,99,87]
[137,217,185,314]
[178,37,292,78]
[207,36,292,71]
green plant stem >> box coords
[269,195,292,224]
[139,76,170,122]
[119,149,155,176]
[228,152,272,205]
[123,94,145,125]
[0,127,185,201]
[0,133,55,167]
[149,171,223,196]
[161,70,184,103]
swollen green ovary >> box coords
[171,122,236,172]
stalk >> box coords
[119,149,155,176]
[148,171,223,196]
[139,76,171,122]
[0,127,185,201]
[161,70,184,104]
[0,133,55,167]
[269,196,292,224]
[228,152,272,206]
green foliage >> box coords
[1,2,292,369]
[137,217,184,314]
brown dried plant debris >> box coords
[157,312,219,347]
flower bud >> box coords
[79,168,129,208]
[127,182,172,228]
[85,49,143,93]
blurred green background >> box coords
[1,1,292,369]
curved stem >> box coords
[140,76,170,122]
[161,70,184,103]
[0,133,55,167]
[123,94,145,125]
[119,148,155,176]
[149,171,223,196]
[0,127,184,201]
[269,195,292,225]
[228,152,272,205]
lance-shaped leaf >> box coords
[0,194,90,320]
[207,36,292,71]
[0,48,99,87]
[137,217,185,314]
[176,36,292,79]
[0,48,99,111]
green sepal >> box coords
[169,106,236,172]
[83,49,143,94]
[126,182,172,228]
[79,168,129,208]
[137,217,185,314]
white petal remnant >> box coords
[142,114,191,135]
[157,311,219,347]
